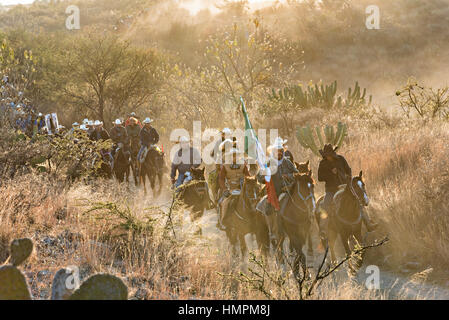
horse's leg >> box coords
[328,227,338,264]
[255,216,270,258]
[291,236,307,281]
[141,171,147,195]
[238,234,247,259]
[157,172,163,196]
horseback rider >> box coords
[125,112,142,127]
[89,120,110,141]
[89,120,112,165]
[110,119,130,158]
[211,128,231,163]
[256,139,298,240]
[126,117,141,159]
[278,137,294,163]
[170,136,202,189]
[137,117,159,164]
[217,147,250,230]
[317,143,377,231]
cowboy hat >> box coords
[83,118,89,124]
[142,117,153,124]
[87,120,94,126]
[269,140,284,150]
[221,127,231,134]
[72,122,80,127]
[274,137,287,145]
[114,118,122,125]
[79,124,87,131]
[319,143,338,158]
[94,120,102,126]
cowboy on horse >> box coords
[110,118,130,158]
[256,138,299,240]
[137,117,159,164]
[217,147,250,230]
[170,136,203,189]
[317,143,377,231]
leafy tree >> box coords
[61,35,163,123]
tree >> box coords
[202,19,302,111]
[61,35,162,124]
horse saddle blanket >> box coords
[138,146,148,163]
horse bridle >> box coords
[334,177,364,226]
[348,177,365,206]
[286,180,316,213]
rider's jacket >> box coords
[139,126,159,147]
[284,150,294,163]
[89,128,110,141]
[318,154,352,193]
[110,125,129,145]
[126,124,140,139]
[170,146,202,180]
[219,163,250,191]
[257,157,298,196]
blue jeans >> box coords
[174,172,186,188]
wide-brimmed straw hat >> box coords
[143,117,153,124]
[319,143,338,158]
[269,140,284,150]
[221,127,231,134]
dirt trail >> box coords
[145,186,449,300]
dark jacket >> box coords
[126,124,141,139]
[257,158,298,196]
[284,150,294,163]
[89,128,110,142]
[318,154,352,193]
[170,146,202,179]
[139,126,159,147]
[110,125,129,145]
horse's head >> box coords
[242,176,260,211]
[350,171,370,206]
[295,160,310,174]
[293,170,316,213]
[190,166,206,181]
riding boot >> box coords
[361,208,378,232]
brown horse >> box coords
[139,146,166,197]
[177,167,211,222]
[276,171,316,277]
[113,146,131,183]
[221,176,269,257]
[129,137,140,186]
[316,171,370,263]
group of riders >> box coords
[15,106,378,245]
[63,113,161,177]
[166,127,377,239]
